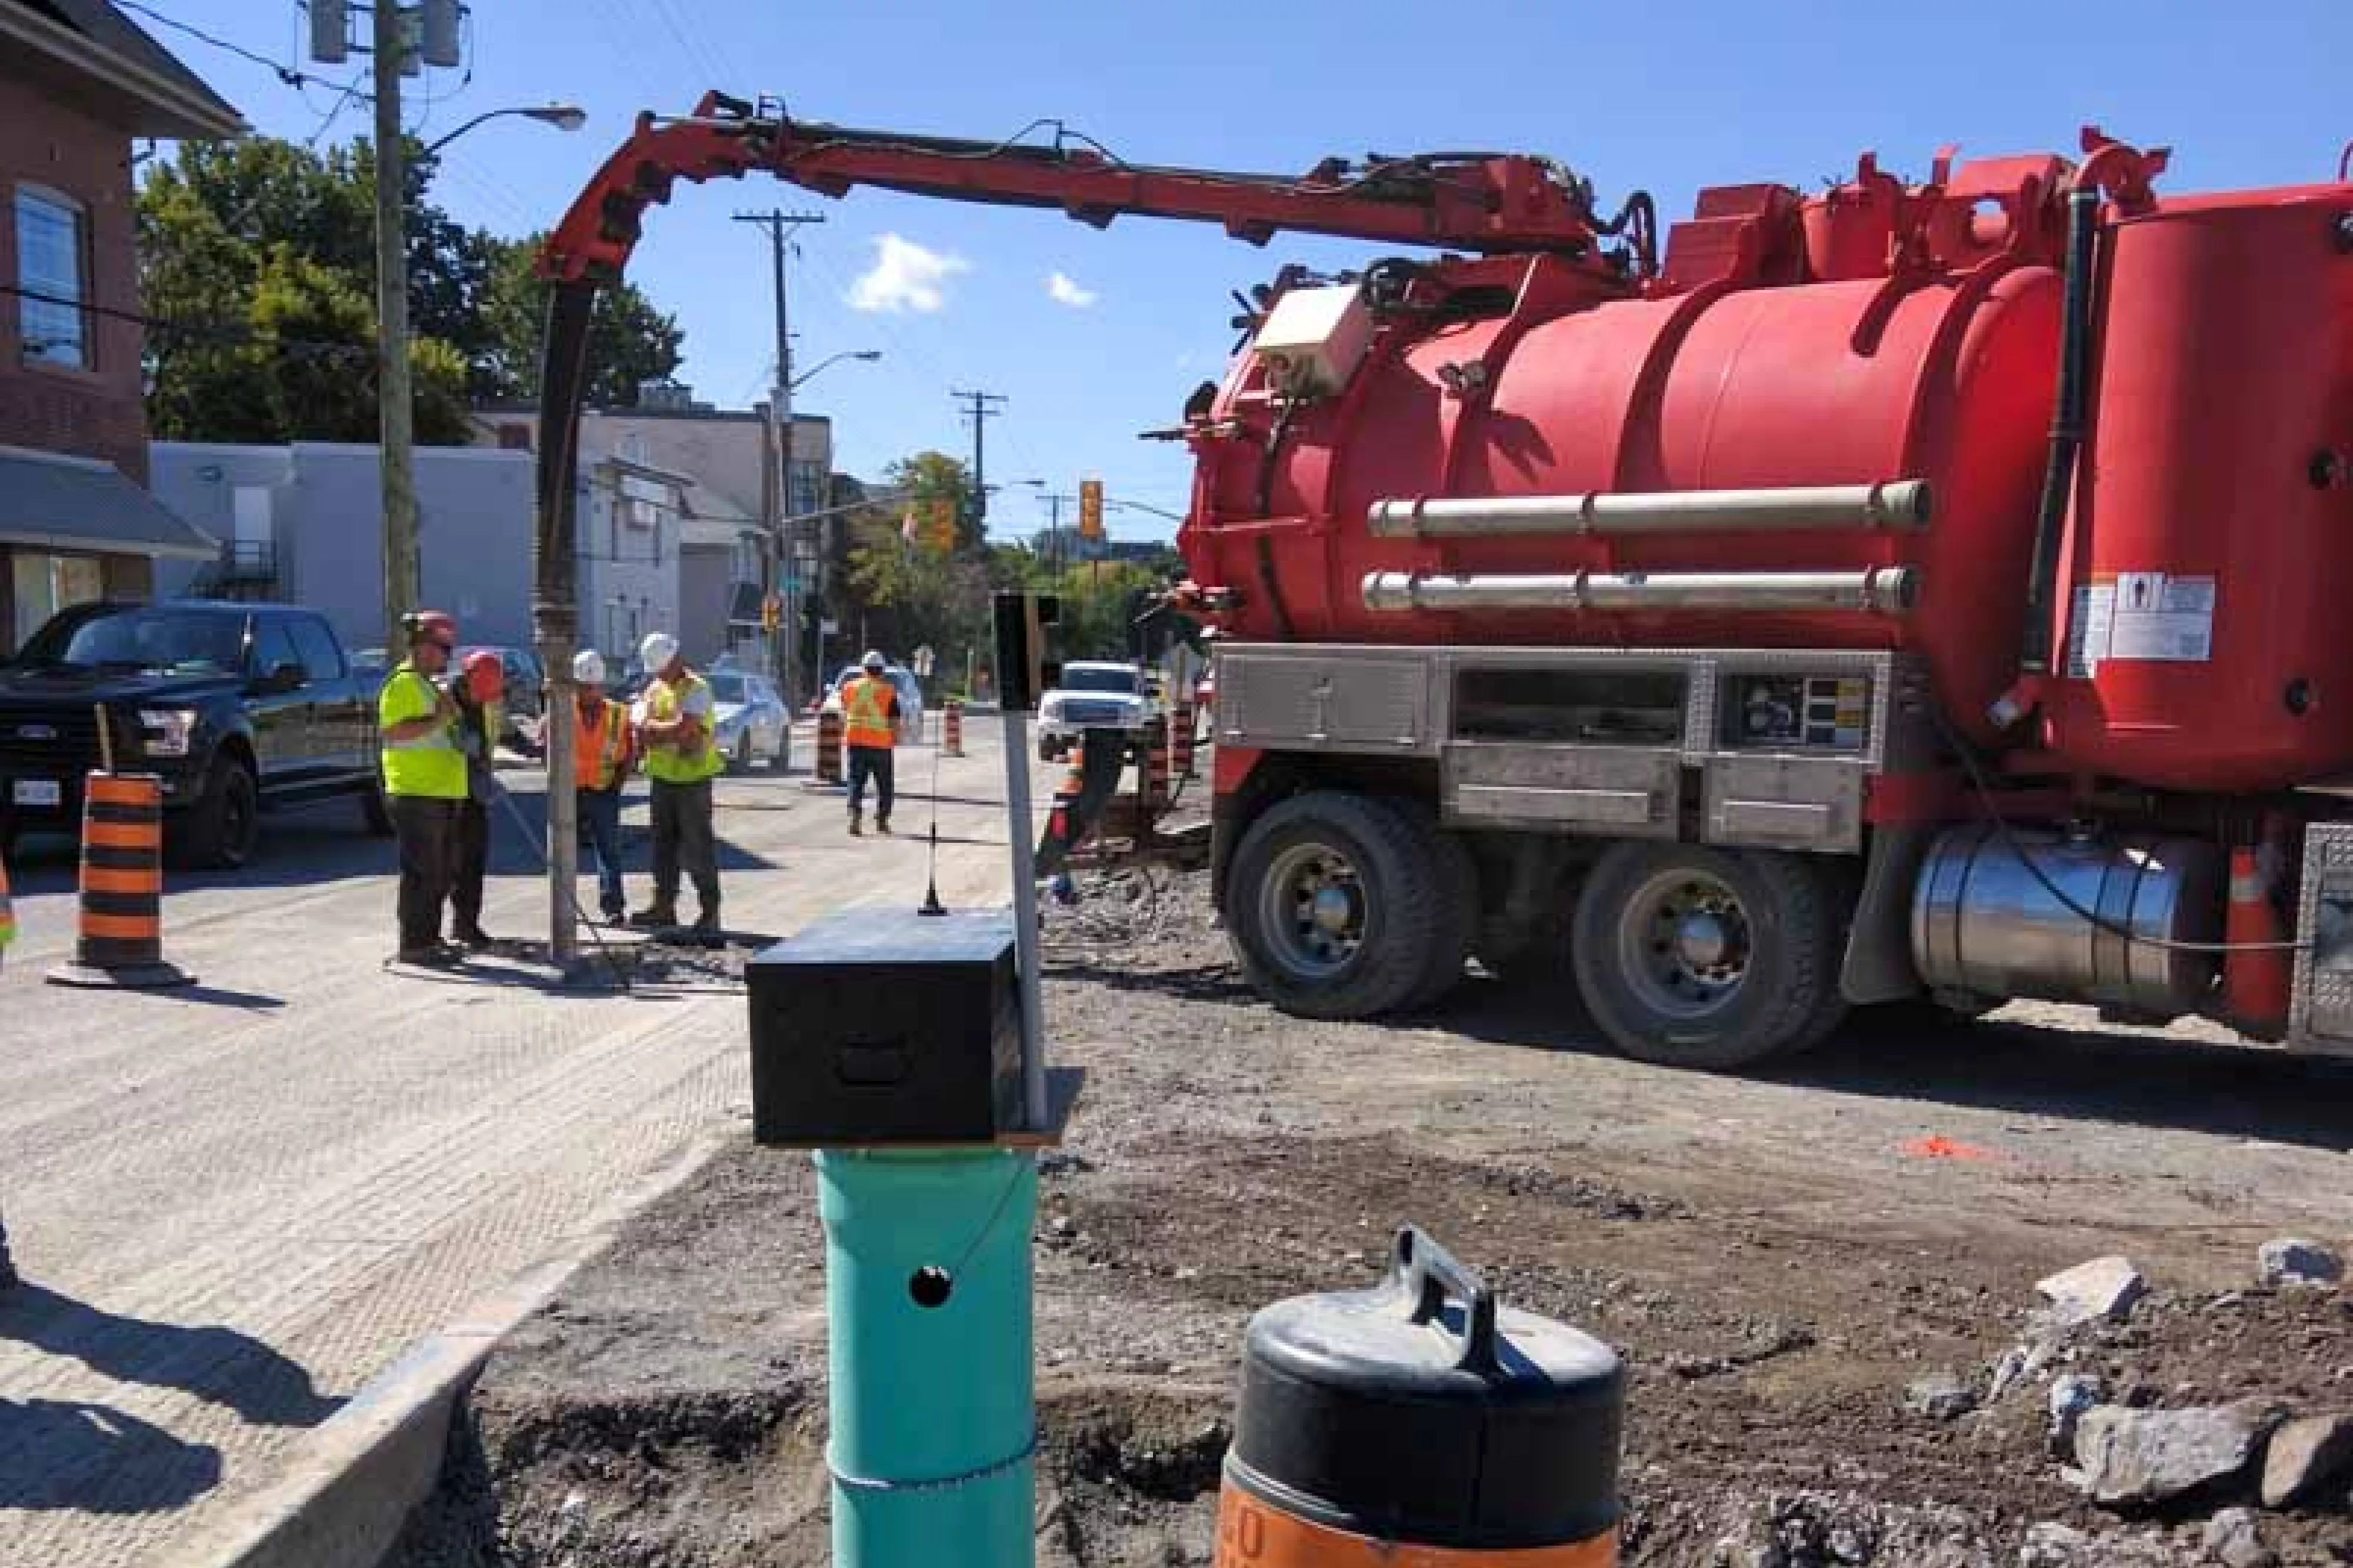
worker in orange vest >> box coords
[842,649,902,837]
[569,649,635,923]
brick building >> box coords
[0,0,243,650]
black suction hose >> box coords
[2017,187,2102,675]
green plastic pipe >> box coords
[816,1146,1039,1568]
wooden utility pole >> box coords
[372,1,416,652]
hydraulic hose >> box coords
[2017,186,2102,675]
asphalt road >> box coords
[0,723,1029,1567]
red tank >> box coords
[1178,155,2353,786]
[2037,184,2353,792]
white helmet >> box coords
[861,649,887,672]
[639,632,681,672]
[572,649,606,685]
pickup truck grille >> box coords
[0,703,102,772]
[1059,700,1132,727]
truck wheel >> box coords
[1038,735,1057,764]
[732,732,752,774]
[1406,823,1478,1010]
[1225,791,1447,1020]
[1571,843,1838,1071]
[172,753,260,870]
[359,770,396,838]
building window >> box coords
[9,552,106,649]
[788,461,823,519]
[15,187,90,369]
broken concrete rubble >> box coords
[2256,1238,2343,1290]
[2071,1400,2283,1507]
[2036,1256,2150,1328]
[2201,1506,2277,1568]
[2258,1412,2353,1510]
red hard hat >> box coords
[406,609,456,649]
[462,650,505,704]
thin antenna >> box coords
[918,711,947,916]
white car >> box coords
[1036,661,1152,762]
[708,669,790,770]
[820,663,925,743]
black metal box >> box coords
[746,906,1022,1146]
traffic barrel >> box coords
[1174,699,1198,780]
[816,708,845,785]
[944,698,966,758]
[1139,713,1174,814]
[48,772,194,990]
[2223,843,2292,1035]
[1215,1227,1621,1567]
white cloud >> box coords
[1046,271,1098,308]
[848,234,969,314]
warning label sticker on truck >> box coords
[2068,572,2213,672]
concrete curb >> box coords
[162,1136,726,1568]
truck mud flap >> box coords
[1035,728,1131,879]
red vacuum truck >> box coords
[537,99,2353,1069]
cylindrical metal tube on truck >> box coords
[1362,567,1915,615]
[1215,1227,1621,1567]
[817,1148,1039,1568]
[1910,823,2224,1019]
[1367,479,1932,538]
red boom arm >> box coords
[538,93,1609,284]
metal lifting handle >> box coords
[1391,1226,1501,1375]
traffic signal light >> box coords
[761,593,782,632]
[1078,478,1104,540]
[926,495,958,551]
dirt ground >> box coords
[390,865,2353,1567]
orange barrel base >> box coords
[812,710,846,787]
[1215,1229,1621,1568]
[1214,1487,1614,1567]
[48,771,192,990]
[944,699,966,758]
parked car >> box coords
[0,600,390,867]
[1035,660,1152,763]
[708,669,789,771]
[457,645,546,752]
[819,663,925,743]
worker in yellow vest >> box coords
[629,632,724,944]
[571,649,634,923]
[841,649,904,837]
[378,610,466,966]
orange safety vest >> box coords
[574,696,631,790]
[0,852,14,951]
[843,674,898,749]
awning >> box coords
[0,448,219,561]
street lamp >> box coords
[422,103,588,158]
[788,349,881,392]
[378,98,589,655]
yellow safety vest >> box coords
[379,663,467,800]
[843,674,897,750]
[642,672,725,784]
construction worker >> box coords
[842,649,902,836]
[571,649,634,923]
[629,632,724,943]
[1,845,15,1290]
[448,650,505,950]
[379,611,466,966]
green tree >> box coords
[136,135,682,442]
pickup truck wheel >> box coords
[1225,791,1446,1021]
[731,732,752,774]
[359,770,396,837]
[172,753,260,870]
[1571,843,1837,1071]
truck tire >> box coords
[171,753,260,870]
[1570,842,1838,1071]
[1407,822,1478,1011]
[359,769,396,837]
[1225,791,1449,1020]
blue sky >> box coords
[149,1,2347,546]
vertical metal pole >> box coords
[1001,702,1048,1130]
[372,1,418,653]
[535,283,598,968]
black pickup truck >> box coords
[0,599,393,868]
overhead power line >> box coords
[114,0,363,95]
[0,282,373,362]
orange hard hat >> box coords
[405,609,456,649]
[462,650,505,704]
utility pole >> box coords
[734,210,824,758]
[1035,492,1074,575]
[953,389,1007,533]
[372,2,416,653]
